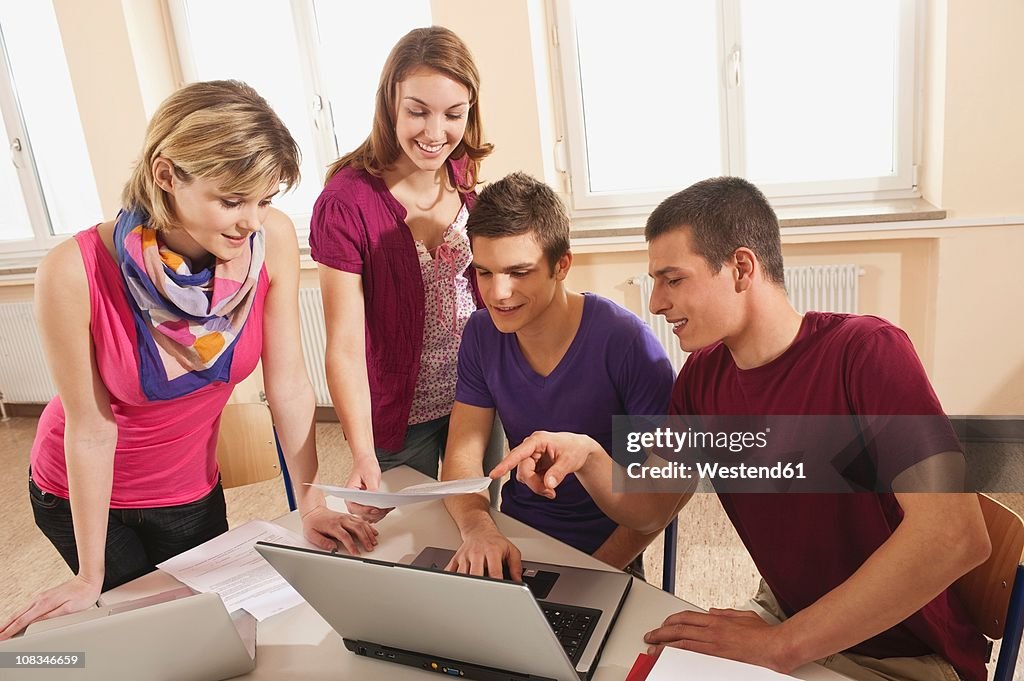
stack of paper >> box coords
[625,648,801,680]
[157,520,318,621]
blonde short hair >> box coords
[121,80,300,231]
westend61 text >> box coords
[626,461,807,480]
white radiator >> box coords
[0,292,333,408]
[628,277,689,372]
[0,301,57,403]
[784,264,860,315]
[298,288,331,406]
[629,264,861,372]
[0,268,860,407]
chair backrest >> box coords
[954,493,1024,639]
[216,403,281,489]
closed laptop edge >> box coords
[0,591,255,681]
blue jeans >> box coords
[29,470,228,592]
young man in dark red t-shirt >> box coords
[491,177,991,681]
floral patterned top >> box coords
[408,203,476,424]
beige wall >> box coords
[935,0,1024,217]
[120,0,181,118]
[431,0,558,184]
[7,0,1019,416]
[52,0,149,218]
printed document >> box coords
[647,648,798,680]
[157,520,317,621]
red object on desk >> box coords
[625,652,657,681]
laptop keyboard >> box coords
[537,601,601,664]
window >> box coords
[552,0,918,215]
[169,0,431,232]
[0,1,103,254]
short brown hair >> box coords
[121,80,300,232]
[645,176,785,285]
[467,172,570,269]
[325,26,493,190]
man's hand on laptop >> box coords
[490,431,601,499]
[343,459,395,523]
[445,526,523,581]
[300,505,379,555]
[0,574,102,640]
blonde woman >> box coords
[0,80,376,639]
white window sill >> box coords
[568,198,960,253]
[5,199,1022,280]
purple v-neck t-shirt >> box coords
[456,294,675,554]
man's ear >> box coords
[152,157,177,194]
[554,250,573,280]
[733,248,756,292]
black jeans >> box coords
[29,471,228,592]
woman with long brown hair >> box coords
[310,27,496,517]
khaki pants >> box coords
[750,580,962,681]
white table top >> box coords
[103,467,848,680]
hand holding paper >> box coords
[309,476,491,509]
[344,457,390,522]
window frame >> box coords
[549,0,922,219]
[166,0,342,238]
[0,22,74,261]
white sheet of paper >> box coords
[647,648,799,680]
[157,519,318,621]
[309,476,491,508]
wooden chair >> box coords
[954,493,1024,681]
[216,402,296,510]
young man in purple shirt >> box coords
[440,172,676,579]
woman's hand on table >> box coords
[300,506,379,555]
[0,574,103,640]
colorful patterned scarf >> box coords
[114,208,265,401]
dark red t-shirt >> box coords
[671,312,987,681]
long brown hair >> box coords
[325,26,492,191]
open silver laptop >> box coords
[256,542,632,681]
[0,589,255,681]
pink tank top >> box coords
[29,226,268,509]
